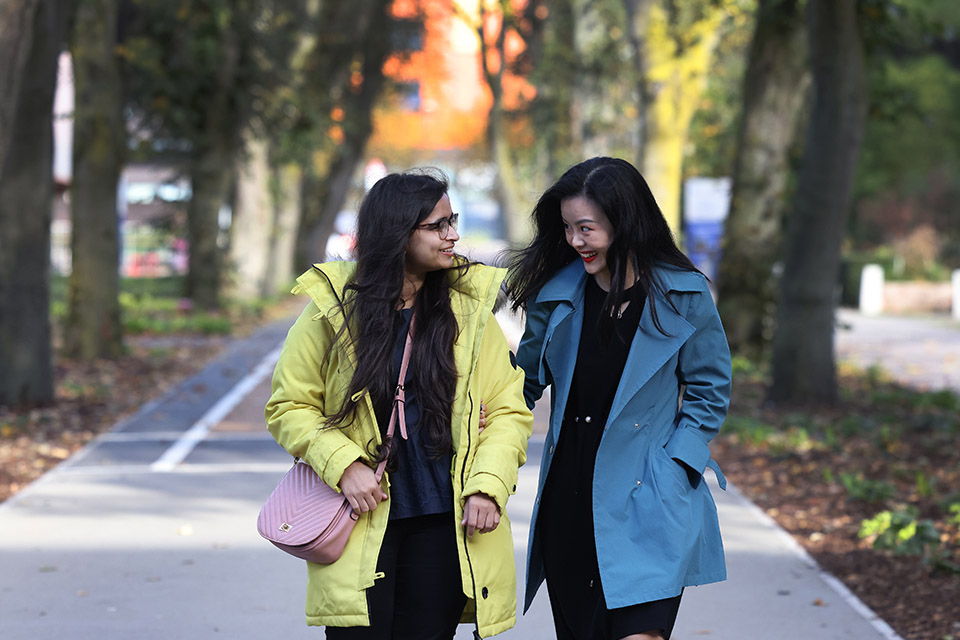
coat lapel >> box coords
[536,261,586,436]
[606,274,696,426]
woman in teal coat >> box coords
[507,157,731,640]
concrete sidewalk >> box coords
[0,316,904,639]
[836,308,960,393]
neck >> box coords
[593,260,637,293]
[400,271,424,309]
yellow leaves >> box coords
[311,149,332,176]
[641,1,742,232]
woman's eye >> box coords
[580,226,591,233]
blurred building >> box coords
[368,0,533,158]
[51,54,195,279]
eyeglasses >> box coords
[416,212,459,238]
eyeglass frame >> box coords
[416,212,459,238]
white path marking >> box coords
[150,343,282,472]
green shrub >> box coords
[841,472,896,503]
[858,509,940,556]
[915,471,937,499]
[723,415,774,446]
[916,389,960,412]
[948,503,960,528]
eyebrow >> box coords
[563,218,596,225]
[422,213,454,226]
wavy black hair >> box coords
[325,170,466,461]
[506,157,699,335]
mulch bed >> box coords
[0,337,226,502]
[0,297,301,502]
[713,366,960,640]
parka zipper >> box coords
[461,391,483,639]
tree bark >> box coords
[770,0,866,405]
[0,0,70,407]
[622,0,652,170]
[186,135,235,309]
[185,20,241,310]
[0,0,40,177]
[641,2,726,233]
[527,0,576,182]
[226,133,271,301]
[479,1,528,244]
[64,0,124,359]
[297,0,391,265]
[265,162,301,294]
[716,0,809,358]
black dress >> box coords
[372,308,454,520]
[538,277,682,640]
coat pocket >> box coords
[654,446,694,493]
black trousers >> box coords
[325,512,466,640]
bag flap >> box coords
[257,461,352,546]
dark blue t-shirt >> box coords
[375,308,454,520]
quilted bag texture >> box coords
[257,460,356,564]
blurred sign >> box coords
[683,177,731,282]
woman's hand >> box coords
[478,401,486,432]
[462,493,500,537]
[339,460,387,514]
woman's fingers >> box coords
[462,493,501,536]
[339,460,386,514]
[478,401,486,433]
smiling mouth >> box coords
[440,246,455,255]
[580,251,598,263]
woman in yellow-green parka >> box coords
[265,170,533,639]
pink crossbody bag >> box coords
[257,317,415,563]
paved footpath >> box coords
[836,308,960,393]
[0,312,914,640]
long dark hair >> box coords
[506,157,699,334]
[325,170,462,460]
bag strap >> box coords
[373,313,415,481]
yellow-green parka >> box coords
[265,261,533,637]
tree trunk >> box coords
[0,0,69,407]
[265,162,302,294]
[769,0,866,405]
[186,137,235,310]
[623,0,652,170]
[64,0,124,360]
[0,0,39,178]
[297,171,327,266]
[185,23,241,310]
[479,2,528,244]
[298,0,391,265]
[641,2,726,233]
[716,0,809,358]
[226,133,271,301]
[528,0,576,182]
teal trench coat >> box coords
[517,260,732,611]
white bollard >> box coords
[859,264,884,316]
[952,269,960,321]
